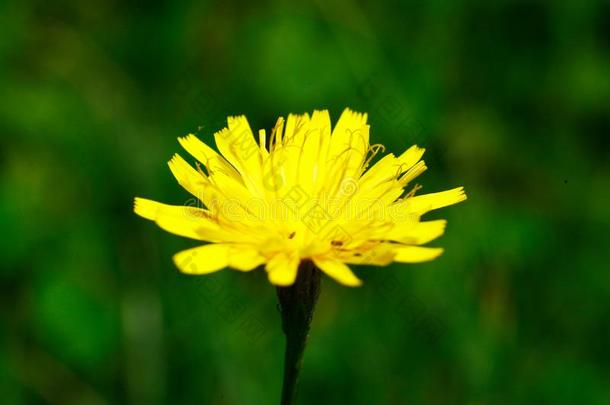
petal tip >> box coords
[343,277,363,287]
[133,197,156,220]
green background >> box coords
[1,0,609,404]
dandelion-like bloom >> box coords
[134,108,466,286]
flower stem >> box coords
[276,260,321,405]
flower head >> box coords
[134,108,466,286]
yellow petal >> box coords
[395,186,467,215]
[283,112,310,146]
[173,244,230,274]
[324,109,369,193]
[214,116,263,195]
[298,120,322,194]
[258,129,269,157]
[398,160,427,186]
[228,245,265,271]
[269,116,285,149]
[339,243,396,266]
[178,134,240,180]
[387,219,447,244]
[277,113,310,190]
[313,257,362,287]
[397,145,425,170]
[167,153,208,198]
[266,253,299,286]
[393,246,444,263]
[358,153,396,185]
[329,108,369,161]
[134,198,224,241]
[310,110,332,194]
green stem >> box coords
[276,261,321,405]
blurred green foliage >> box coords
[1,0,609,404]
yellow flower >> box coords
[134,108,466,287]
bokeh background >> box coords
[1,0,609,404]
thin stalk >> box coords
[276,261,321,405]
